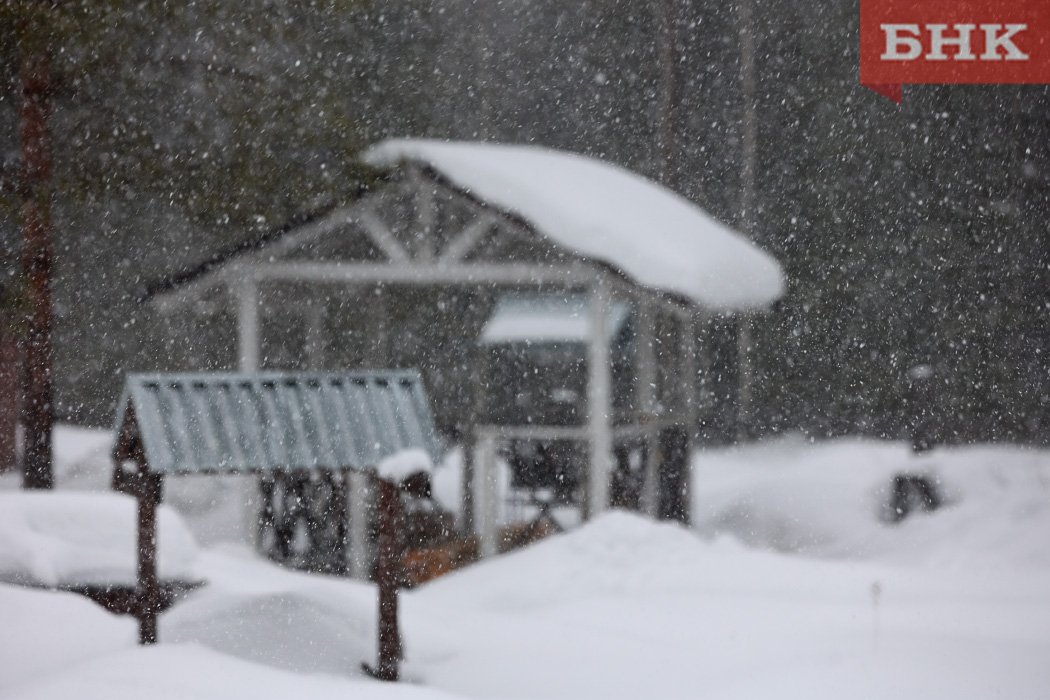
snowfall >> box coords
[1,427,1049,700]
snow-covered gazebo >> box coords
[145,139,784,551]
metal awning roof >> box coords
[113,371,441,475]
[480,293,630,345]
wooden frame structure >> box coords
[112,371,441,681]
[145,148,779,550]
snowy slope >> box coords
[691,437,1050,570]
[363,139,784,311]
[0,492,198,586]
[405,512,1050,700]
[0,584,136,691]
[3,428,1050,700]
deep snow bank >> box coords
[161,548,377,676]
[0,584,136,691]
[691,437,1050,570]
[2,643,464,700]
[0,492,198,586]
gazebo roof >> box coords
[113,371,441,475]
[364,139,785,312]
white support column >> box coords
[682,311,700,445]
[367,287,389,368]
[697,313,713,430]
[412,166,437,262]
[348,469,372,579]
[304,301,327,369]
[234,279,261,548]
[235,279,260,372]
[637,300,659,518]
[473,431,499,558]
[586,282,613,520]
[679,311,699,522]
[737,314,753,441]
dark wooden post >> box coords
[372,476,403,681]
[18,10,55,491]
[0,331,19,473]
[135,468,164,645]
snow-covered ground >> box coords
[1,427,1049,699]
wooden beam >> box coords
[250,261,594,286]
[438,214,498,263]
[636,301,660,518]
[410,165,437,261]
[357,206,411,264]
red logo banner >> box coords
[860,0,1050,102]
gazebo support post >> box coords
[736,313,753,440]
[372,476,403,682]
[678,312,699,525]
[235,278,263,548]
[348,469,371,579]
[636,300,659,517]
[473,430,499,558]
[585,282,612,520]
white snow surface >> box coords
[691,436,1050,570]
[3,427,1050,700]
[376,448,434,484]
[0,492,198,586]
[479,294,630,344]
[363,139,785,311]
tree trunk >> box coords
[19,15,55,490]
[655,0,679,190]
[0,331,19,473]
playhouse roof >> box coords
[480,293,630,345]
[113,371,441,475]
[364,139,785,311]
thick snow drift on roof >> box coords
[363,139,784,311]
[0,492,198,587]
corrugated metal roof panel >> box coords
[113,371,441,475]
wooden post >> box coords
[736,314,753,441]
[473,430,499,558]
[235,278,259,372]
[134,467,163,645]
[304,300,327,369]
[636,301,659,517]
[371,476,403,682]
[463,328,490,535]
[234,278,263,548]
[347,469,371,579]
[585,283,612,520]
[0,331,19,473]
[19,19,54,491]
[677,312,699,525]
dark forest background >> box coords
[1,0,1048,444]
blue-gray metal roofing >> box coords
[114,371,441,475]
